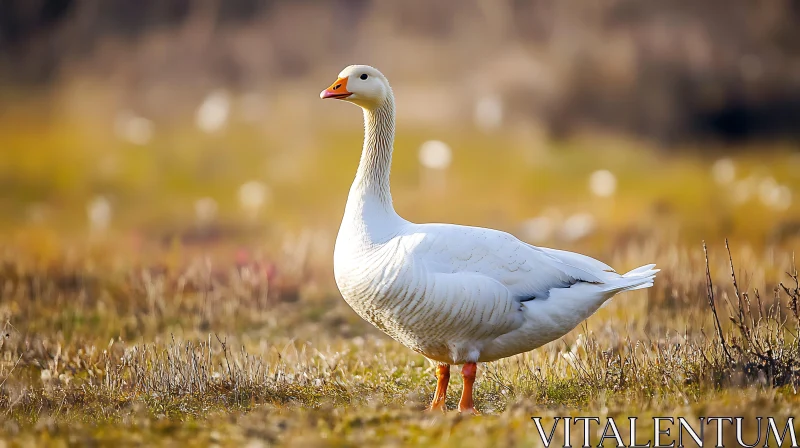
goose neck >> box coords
[352,97,395,208]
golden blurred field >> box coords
[3,90,800,242]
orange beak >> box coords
[320,77,352,99]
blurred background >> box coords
[1,0,800,259]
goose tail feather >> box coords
[607,264,659,294]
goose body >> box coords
[321,65,658,412]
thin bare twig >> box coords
[704,241,733,364]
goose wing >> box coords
[407,223,610,302]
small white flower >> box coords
[238,181,271,216]
[520,217,553,243]
[774,186,792,211]
[732,178,755,204]
[711,158,736,185]
[588,170,617,198]
[114,110,154,145]
[559,213,596,242]
[196,90,231,133]
[758,177,778,204]
[760,182,792,211]
[87,196,112,233]
[194,197,218,224]
[474,94,504,132]
[418,140,452,170]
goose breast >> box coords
[334,226,525,363]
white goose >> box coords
[320,65,658,414]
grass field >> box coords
[1,105,800,445]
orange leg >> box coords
[426,364,450,412]
[458,362,480,414]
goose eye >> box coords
[360,74,368,80]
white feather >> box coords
[326,65,658,365]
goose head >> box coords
[320,65,391,109]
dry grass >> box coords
[0,231,799,445]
